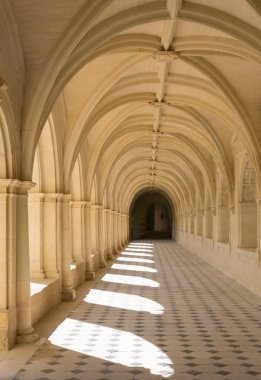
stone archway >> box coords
[131,191,173,239]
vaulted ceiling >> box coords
[6,0,261,213]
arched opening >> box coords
[130,191,173,240]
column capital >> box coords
[28,192,45,202]
[43,193,61,203]
[0,179,35,194]
[70,200,88,208]
[57,194,71,203]
[91,204,102,210]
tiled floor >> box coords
[13,241,261,379]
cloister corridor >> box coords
[1,241,260,380]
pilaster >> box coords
[103,209,114,260]
[85,202,95,280]
[0,180,39,347]
[28,193,46,278]
[58,194,76,302]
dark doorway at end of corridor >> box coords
[130,191,173,240]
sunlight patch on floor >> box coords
[84,289,164,314]
[48,318,174,378]
[122,251,154,257]
[101,273,160,287]
[130,243,154,247]
[111,263,157,273]
[117,256,154,264]
[126,247,154,253]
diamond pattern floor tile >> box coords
[13,241,261,380]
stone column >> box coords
[121,214,126,246]
[257,200,261,266]
[16,181,40,343]
[59,194,76,302]
[112,210,119,255]
[108,209,114,260]
[28,193,46,278]
[0,180,18,349]
[90,205,106,269]
[120,214,125,248]
[97,205,106,268]
[0,180,39,348]
[85,202,95,280]
[102,208,108,260]
[90,205,99,270]
[104,209,113,260]
[28,193,62,279]
[125,215,129,245]
[42,194,61,278]
[71,201,86,264]
[121,214,127,247]
[118,212,123,251]
[126,215,130,243]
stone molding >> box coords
[0,179,35,194]
[57,194,71,203]
[70,200,88,208]
[154,50,179,62]
[148,100,171,108]
[91,204,102,210]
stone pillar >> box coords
[97,205,106,268]
[121,214,127,247]
[112,210,119,254]
[0,180,39,348]
[0,180,18,349]
[90,205,106,269]
[109,210,115,256]
[122,214,126,245]
[16,181,40,343]
[71,201,86,264]
[116,212,121,252]
[28,193,46,278]
[102,208,108,260]
[41,194,61,278]
[85,202,95,280]
[257,200,261,266]
[59,194,76,302]
[28,193,62,279]
[126,215,130,243]
[90,205,99,270]
[104,209,114,260]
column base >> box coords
[86,271,95,281]
[99,259,106,268]
[107,251,114,260]
[61,288,76,302]
[16,330,39,344]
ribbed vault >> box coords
[9,0,260,218]
[1,0,261,352]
